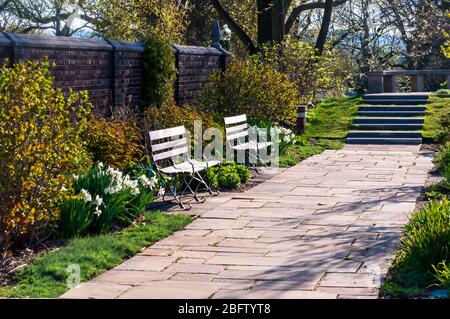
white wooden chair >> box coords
[149,125,220,210]
[224,114,273,173]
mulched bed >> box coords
[420,143,441,152]
[0,241,59,287]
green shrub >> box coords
[434,143,450,174]
[205,162,250,189]
[81,117,143,170]
[401,197,450,274]
[433,261,450,289]
[58,163,157,238]
[199,57,299,127]
[0,59,92,253]
[142,102,220,152]
[142,33,177,107]
[144,102,218,133]
[426,144,450,200]
[434,89,450,96]
[437,113,450,143]
[58,199,93,239]
[260,37,338,103]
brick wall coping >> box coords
[0,32,229,57]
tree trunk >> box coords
[271,0,285,43]
[315,0,333,55]
[257,0,273,46]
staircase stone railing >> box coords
[367,70,450,94]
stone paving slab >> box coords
[61,145,433,299]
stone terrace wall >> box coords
[0,32,229,115]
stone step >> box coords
[364,94,429,100]
[347,131,422,138]
[357,110,425,117]
[359,105,426,112]
[353,117,424,124]
[346,137,422,145]
[351,123,424,131]
[362,99,428,105]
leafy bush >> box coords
[58,163,157,238]
[199,57,299,127]
[205,162,251,189]
[434,143,450,174]
[0,60,92,253]
[401,198,450,275]
[385,198,450,295]
[437,112,450,143]
[434,89,450,96]
[433,261,450,289]
[143,102,219,153]
[426,143,450,200]
[142,33,177,107]
[260,37,338,103]
[81,116,143,170]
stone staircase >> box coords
[347,93,428,145]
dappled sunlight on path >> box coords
[61,145,434,299]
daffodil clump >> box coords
[58,163,160,238]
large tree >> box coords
[210,0,348,54]
[0,0,187,43]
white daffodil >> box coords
[80,189,92,203]
[94,195,103,207]
[94,206,102,217]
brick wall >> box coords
[0,32,229,115]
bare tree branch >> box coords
[285,0,348,35]
[210,0,258,54]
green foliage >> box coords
[58,199,93,239]
[260,37,342,103]
[199,57,299,127]
[205,162,251,189]
[426,143,450,200]
[0,59,92,253]
[144,102,218,134]
[81,116,143,170]
[402,198,450,273]
[90,0,187,44]
[385,198,450,296]
[433,261,450,289]
[0,212,191,298]
[434,89,450,96]
[304,96,361,139]
[434,143,450,175]
[58,163,156,238]
[142,33,177,108]
[437,113,450,144]
[423,96,450,141]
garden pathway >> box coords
[61,144,434,299]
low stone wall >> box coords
[0,32,230,115]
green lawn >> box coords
[423,96,450,140]
[279,96,361,167]
[0,212,191,298]
[304,96,362,139]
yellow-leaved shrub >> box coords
[199,57,299,127]
[81,116,144,170]
[0,60,92,253]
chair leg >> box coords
[158,172,191,211]
[195,171,219,196]
[182,174,206,203]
